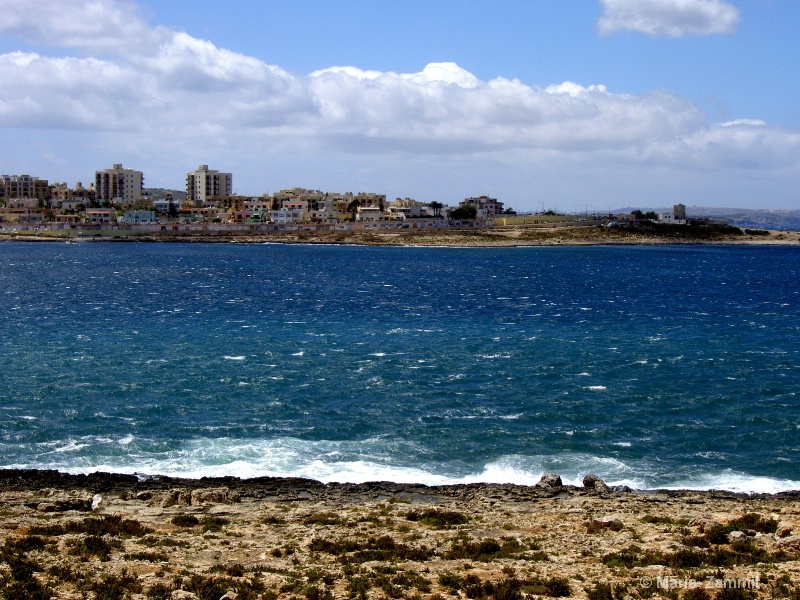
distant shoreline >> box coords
[2,225,800,247]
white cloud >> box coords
[598,0,740,37]
[0,0,169,53]
[0,0,797,210]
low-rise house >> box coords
[85,209,117,225]
[356,206,384,221]
[119,210,157,224]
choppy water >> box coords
[1,241,798,493]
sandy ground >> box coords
[1,471,798,599]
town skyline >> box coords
[1,0,798,212]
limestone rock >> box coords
[191,487,241,505]
[220,592,238,600]
[582,474,611,494]
[149,489,192,508]
[775,535,800,550]
[171,591,197,599]
[36,496,93,512]
[728,530,746,541]
[536,473,563,488]
[777,527,792,538]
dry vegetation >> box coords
[1,478,799,600]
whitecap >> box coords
[223,355,246,361]
[585,385,607,391]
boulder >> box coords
[582,474,611,494]
[536,473,563,489]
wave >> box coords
[6,436,799,494]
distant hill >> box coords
[613,206,800,231]
[144,188,186,202]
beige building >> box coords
[461,195,504,217]
[95,164,143,205]
[0,174,50,203]
[186,165,232,207]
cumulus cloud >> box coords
[0,0,169,53]
[598,0,740,37]
[0,0,797,207]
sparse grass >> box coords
[200,515,230,533]
[124,550,169,562]
[29,514,152,537]
[444,535,529,562]
[603,539,791,570]
[309,535,433,563]
[303,512,343,526]
[86,569,142,600]
[439,573,570,599]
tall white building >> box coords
[95,164,143,205]
[186,165,232,207]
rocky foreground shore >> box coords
[1,470,798,599]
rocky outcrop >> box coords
[536,473,563,489]
[583,473,611,494]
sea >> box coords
[1,241,798,494]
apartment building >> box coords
[186,165,232,207]
[95,164,143,205]
[0,174,50,202]
[461,195,504,217]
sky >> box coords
[1,0,798,213]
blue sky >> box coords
[1,0,798,212]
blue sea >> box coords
[1,242,798,493]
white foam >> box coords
[223,355,246,361]
[19,437,800,494]
[585,385,607,391]
[658,471,800,494]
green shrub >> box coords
[200,515,230,532]
[405,509,468,528]
[586,583,616,600]
[67,535,119,561]
[171,514,200,527]
[146,582,175,600]
[87,570,142,600]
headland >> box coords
[2,223,800,247]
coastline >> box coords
[1,469,798,598]
[2,225,800,247]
